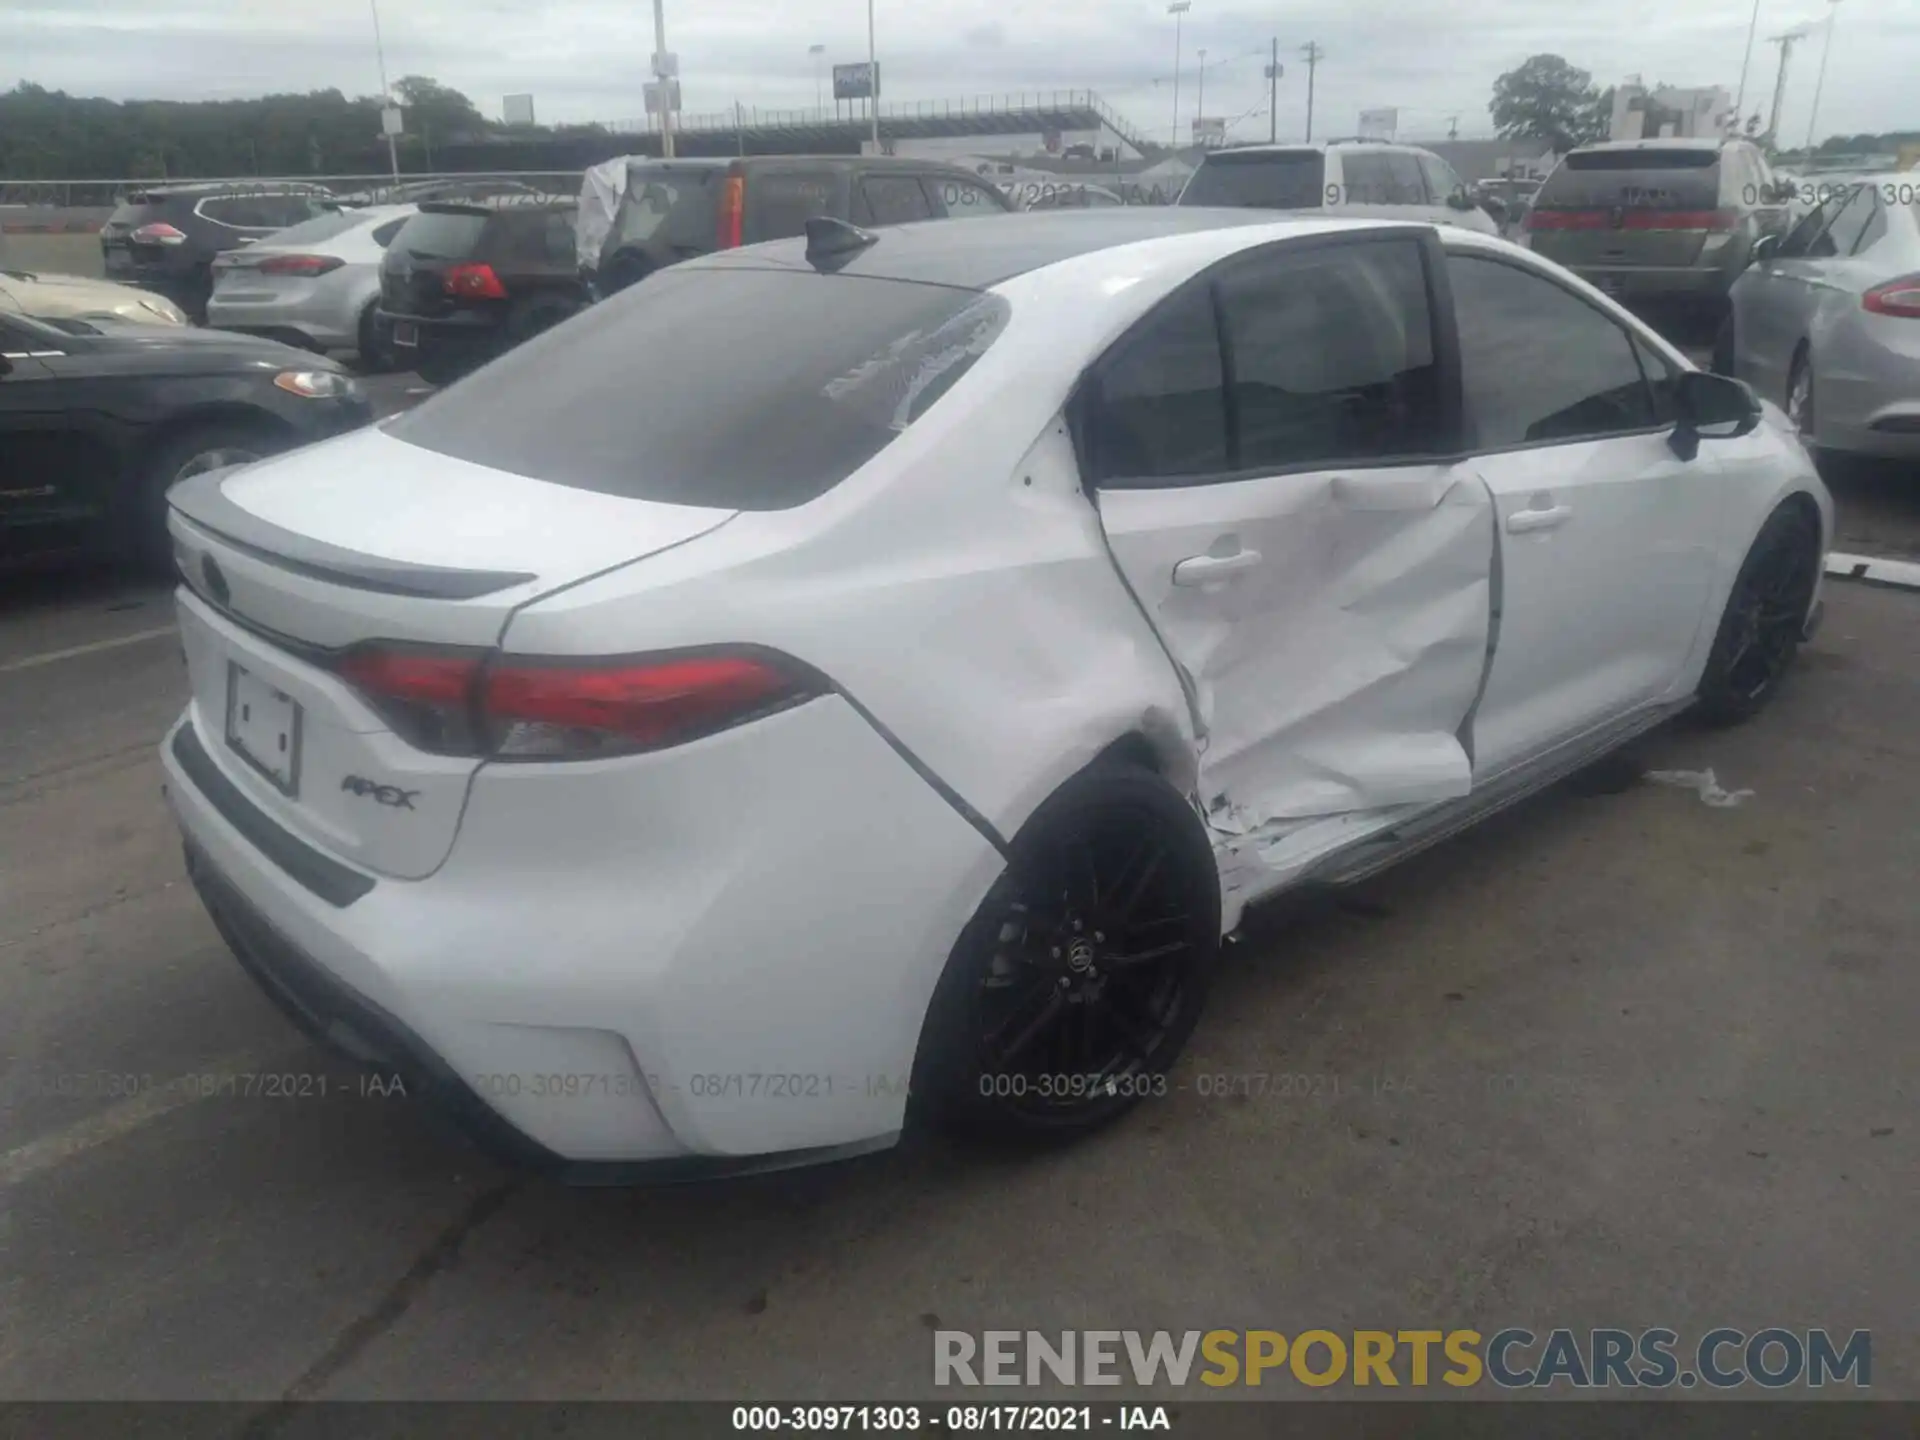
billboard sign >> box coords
[1192,117,1227,144]
[503,93,535,126]
[833,62,880,100]
[643,80,682,116]
[1358,107,1398,140]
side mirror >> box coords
[1668,370,1763,460]
[1750,233,1780,267]
[1445,188,1476,212]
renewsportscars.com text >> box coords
[934,1328,1871,1390]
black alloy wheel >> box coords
[1696,503,1822,725]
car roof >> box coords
[1570,138,1729,154]
[622,154,1009,177]
[686,208,1324,290]
[123,181,330,199]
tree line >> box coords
[0,77,617,179]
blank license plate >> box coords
[392,321,419,347]
[226,662,302,795]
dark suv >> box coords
[581,156,1014,296]
[377,196,587,386]
[99,183,334,321]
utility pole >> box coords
[652,0,676,159]
[1196,48,1207,131]
[867,0,880,152]
[1764,26,1807,147]
[1804,0,1842,152]
[1168,2,1191,149]
[1733,0,1763,128]
[369,0,399,181]
[1266,39,1281,143]
[1446,114,1460,139]
[1300,42,1323,143]
[809,43,825,117]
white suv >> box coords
[1176,140,1500,235]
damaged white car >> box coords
[160,211,1830,1179]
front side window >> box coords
[1418,154,1466,206]
[1339,154,1393,205]
[1777,198,1838,258]
[1820,185,1879,257]
[1446,253,1656,448]
[1217,239,1443,469]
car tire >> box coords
[137,419,282,569]
[909,760,1221,1145]
[1693,501,1822,727]
[414,350,476,388]
[356,302,399,375]
[1710,314,1737,377]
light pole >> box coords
[650,0,676,158]
[369,0,399,181]
[809,43,826,117]
[1300,41,1323,142]
[1733,0,1763,130]
[1196,48,1207,131]
[867,0,880,152]
[1167,1,1191,149]
[1804,0,1842,152]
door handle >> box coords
[1506,505,1571,535]
[1172,549,1264,586]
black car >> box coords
[582,155,1014,297]
[99,182,334,322]
[0,310,370,569]
[377,196,588,386]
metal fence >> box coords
[0,172,585,210]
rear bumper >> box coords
[160,688,1001,1178]
[207,299,357,350]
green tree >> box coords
[1489,54,1609,153]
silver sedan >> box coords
[206,203,416,368]
[1718,174,1920,460]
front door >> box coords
[0,319,97,557]
[1442,251,1718,776]
[1082,233,1495,837]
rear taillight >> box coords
[717,175,745,249]
[1621,208,1738,232]
[131,222,188,246]
[256,254,345,277]
[1863,274,1920,318]
[335,645,821,759]
[1524,208,1607,231]
[444,262,507,299]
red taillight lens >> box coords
[484,652,820,759]
[1525,208,1608,231]
[335,645,821,759]
[131,222,188,246]
[257,253,345,277]
[336,646,486,754]
[444,262,507,299]
[1863,274,1920,318]
[717,175,745,249]
[1621,208,1738,232]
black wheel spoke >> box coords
[1104,939,1191,969]
[1112,844,1166,923]
[1099,989,1160,1057]
[993,987,1067,1068]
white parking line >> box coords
[0,624,176,675]
[1826,551,1920,592]
[0,1049,284,1190]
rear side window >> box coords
[744,172,838,241]
[1179,151,1326,209]
[860,176,935,226]
[1083,284,1228,482]
[1337,154,1423,205]
[1446,253,1656,447]
[1217,239,1442,468]
[389,211,488,258]
[388,268,1010,510]
[613,172,718,252]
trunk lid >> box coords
[166,426,737,878]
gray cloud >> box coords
[1,0,1909,146]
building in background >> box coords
[1609,83,1734,141]
[1421,137,1557,182]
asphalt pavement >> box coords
[1,491,1916,1408]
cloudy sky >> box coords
[3,0,1911,146]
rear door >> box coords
[1083,232,1494,833]
[1444,249,1717,775]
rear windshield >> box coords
[1541,149,1721,207]
[1178,151,1326,209]
[745,172,839,242]
[387,210,489,259]
[106,199,170,227]
[256,209,365,246]
[387,267,1011,510]
[611,170,719,255]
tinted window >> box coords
[388,268,1010,510]
[861,176,934,225]
[613,172,719,253]
[1339,154,1397,205]
[745,171,837,240]
[1218,239,1443,469]
[1777,197,1838,258]
[1084,283,1228,483]
[1821,185,1878,256]
[1417,154,1466,205]
[388,210,488,259]
[929,175,1009,217]
[1446,254,1656,447]
[1179,151,1326,209]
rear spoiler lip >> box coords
[168,468,537,601]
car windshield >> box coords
[612,172,717,250]
[388,266,1010,510]
[1179,151,1326,209]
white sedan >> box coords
[160,210,1830,1181]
